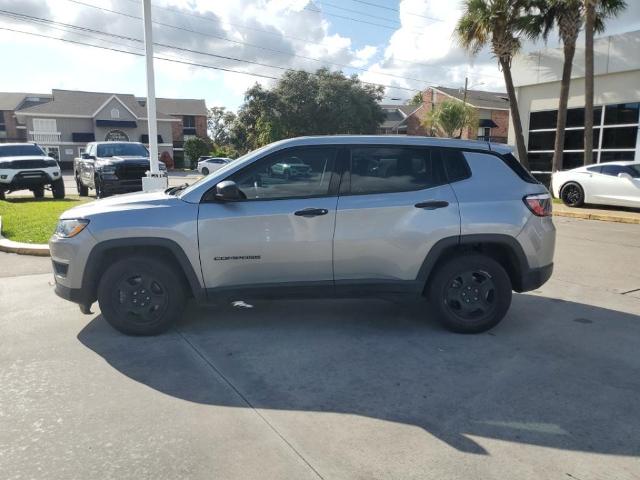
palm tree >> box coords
[529,0,626,171]
[424,99,478,138]
[584,0,626,165]
[456,0,532,169]
[584,0,596,165]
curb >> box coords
[553,209,640,225]
[0,217,50,256]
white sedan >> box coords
[197,157,231,176]
[551,161,640,208]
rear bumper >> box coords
[518,262,553,292]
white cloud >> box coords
[351,45,377,68]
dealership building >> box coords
[508,29,640,181]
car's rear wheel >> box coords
[76,174,88,197]
[32,185,45,199]
[0,189,5,200]
[427,254,512,333]
[201,167,209,176]
[560,182,584,207]
[51,178,65,199]
[97,255,187,336]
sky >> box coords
[0,0,639,112]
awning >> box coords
[71,132,95,142]
[479,119,498,128]
[140,134,164,143]
[96,120,137,128]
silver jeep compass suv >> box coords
[50,136,555,335]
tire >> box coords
[76,174,88,197]
[97,255,187,336]
[94,176,106,199]
[0,190,5,201]
[427,254,512,334]
[560,182,584,207]
[201,167,209,176]
[32,185,45,199]
[51,177,65,199]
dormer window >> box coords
[110,108,120,119]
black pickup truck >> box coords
[74,141,166,198]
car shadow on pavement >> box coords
[77,293,640,456]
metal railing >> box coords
[28,131,61,143]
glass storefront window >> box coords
[604,103,639,125]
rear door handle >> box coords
[415,201,449,210]
[294,208,329,217]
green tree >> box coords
[207,106,237,146]
[424,99,479,138]
[183,136,212,168]
[231,68,386,152]
[407,92,424,106]
[456,0,532,169]
[528,0,625,171]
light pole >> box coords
[141,0,167,192]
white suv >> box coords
[0,143,65,200]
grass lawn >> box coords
[0,196,92,244]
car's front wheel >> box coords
[51,178,65,199]
[560,182,584,207]
[97,255,187,336]
[76,174,88,197]
[427,254,512,333]
[32,185,45,199]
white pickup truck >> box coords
[0,143,64,200]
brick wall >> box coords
[195,115,207,138]
[491,110,509,140]
[170,115,183,143]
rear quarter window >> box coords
[499,153,539,184]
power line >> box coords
[348,0,443,22]
[115,0,448,72]
[0,18,419,98]
[63,0,435,88]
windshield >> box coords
[97,143,149,158]
[629,164,640,178]
[0,144,46,157]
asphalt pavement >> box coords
[1,217,639,479]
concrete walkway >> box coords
[553,203,640,224]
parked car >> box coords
[51,136,555,336]
[552,161,640,208]
[0,143,64,200]
[74,141,166,198]
[197,157,230,176]
[269,158,312,178]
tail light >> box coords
[523,193,552,217]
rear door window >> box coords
[345,147,445,195]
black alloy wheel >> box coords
[560,182,584,207]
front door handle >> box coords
[415,200,449,210]
[294,208,329,217]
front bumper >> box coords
[100,177,144,194]
[49,229,97,305]
[0,169,60,190]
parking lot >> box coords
[1,216,639,479]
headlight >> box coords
[159,162,167,170]
[54,219,89,238]
[45,159,58,167]
[98,163,116,174]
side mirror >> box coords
[618,172,633,180]
[215,180,242,201]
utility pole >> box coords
[141,0,167,192]
[462,77,469,105]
